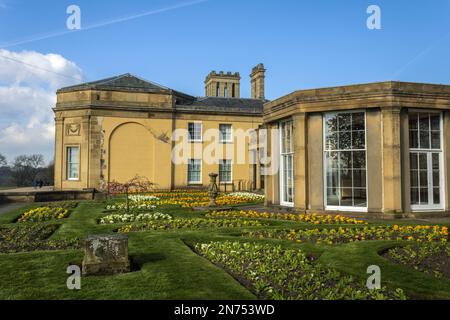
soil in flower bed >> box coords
[193,241,407,300]
[383,244,450,279]
[0,224,80,253]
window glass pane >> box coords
[409,130,418,148]
[419,114,430,131]
[353,151,366,169]
[408,113,418,130]
[339,151,352,169]
[419,171,428,187]
[353,170,366,188]
[340,169,352,189]
[338,132,351,150]
[219,124,232,142]
[410,153,418,170]
[326,152,339,169]
[431,131,440,149]
[338,114,351,131]
[430,114,440,131]
[411,188,419,205]
[352,113,365,131]
[67,147,79,179]
[327,188,339,206]
[410,170,418,187]
[419,130,430,149]
[353,189,367,207]
[352,131,365,149]
[432,153,439,169]
[325,133,338,150]
[325,114,338,135]
[419,154,427,170]
[433,171,440,188]
[420,188,428,204]
[188,123,202,141]
[188,159,201,182]
[340,188,353,206]
[433,188,440,205]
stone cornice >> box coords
[264,81,450,123]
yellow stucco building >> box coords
[53,65,266,192]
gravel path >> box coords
[0,203,26,215]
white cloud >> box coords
[0,49,83,163]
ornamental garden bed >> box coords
[0,224,80,254]
[194,241,406,300]
[383,243,450,279]
[246,225,449,245]
[118,218,266,233]
[206,210,367,225]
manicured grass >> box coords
[0,200,449,300]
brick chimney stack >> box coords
[250,63,266,100]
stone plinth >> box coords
[82,234,130,276]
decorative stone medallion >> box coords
[66,123,81,136]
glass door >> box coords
[323,111,367,212]
[280,120,294,207]
[409,112,444,211]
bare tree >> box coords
[10,154,45,187]
[107,176,155,212]
[0,153,6,167]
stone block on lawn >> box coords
[82,234,130,276]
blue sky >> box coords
[1,0,450,161]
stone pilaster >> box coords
[381,107,403,213]
[54,117,64,190]
[293,113,307,211]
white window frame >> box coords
[188,122,203,143]
[322,110,368,212]
[188,159,202,184]
[279,120,294,207]
[409,110,445,212]
[219,124,233,143]
[219,159,233,184]
[66,146,80,181]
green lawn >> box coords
[0,200,449,300]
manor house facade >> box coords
[53,65,266,191]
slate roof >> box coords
[57,73,265,115]
[176,97,264,115]
[57,73,193,98]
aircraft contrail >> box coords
[0,0,208,49]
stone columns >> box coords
[293,113,307,211]
[264,124,279,206]
[54,117,64,190]
[444,111,450,211]
[381,107,403,213]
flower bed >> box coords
[207,210,367,225]
[0,224,80,253]
[105,203,156,211]
[128,195,160,202]
[108,191,264,208]
[227,192,265,201]
[18,207,70,223]
[246,225,449,245]
[384,243,450,279]
[100,212,172,224]
[118,218,265,233]
[195,241,406,300]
